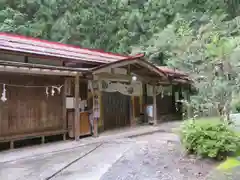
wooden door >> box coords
[80,112,91,135]
[133,96,141,118]
[67,111,91,137]
[102,92,130,131]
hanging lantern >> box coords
[132,75,137,81]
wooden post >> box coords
[132,96,135,119]
[74,73,80,141]
[91,80,98,137]
[186,86,192,119]
[131,96,135,126]
[41,136,45,144]
[98,81,104,131]
[62,78,67,132]
[142,83,148,123]
[153,84,157,125]
[10,141,14,149]
[179,86,183,119]
[93,113,98,137]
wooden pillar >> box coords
[98,81,104,132]
[178,86,183,119]
[186,85,192,119]
[41,136,45,144]
[132,96,135,120]
[63,78,67,131]
[10,141,14,149]
[130,96,134,126]
[74,73,80,141]
[153,84,157,125]
[142,83,148,123]
[93,113,98,137]
[63,78,68,141]
[91,81,99,137]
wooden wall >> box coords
[147,94,181,121]
[0,73,65,139]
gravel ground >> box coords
[100,133,216,180]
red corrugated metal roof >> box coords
[157,66,188,76]
[0,33,129,63]
[157,66,192,83]
[0,33,190,79]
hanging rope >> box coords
[1,84,7,102]
[0,82,64,88]
[0,83,64,102]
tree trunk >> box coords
[216,102,225,121]
[223,101,231,124]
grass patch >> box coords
[217,136,240,171]
[217,157,240,170]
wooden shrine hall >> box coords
[0,33,192,149]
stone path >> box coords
[2,121,215,180]
[0,140,134,180]
[100,133,216,180]
[0,122,180,164]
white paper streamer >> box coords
[1,84,7,102]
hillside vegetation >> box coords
[1,0,240,116]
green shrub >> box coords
[234,102,240,113]
[180,119,240,159]
[231,99,240,113]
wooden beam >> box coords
[0,65,79,76]
[0,49,104,65]
[131,69,155,74]
[0,130,68,142]
[95,72,132,81]
[93,60,138,74]
[153,84,157,125]
[0,59,87,71]
[95,72,170,85]
[74,73,80,141]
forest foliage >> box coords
[1,0,240,118]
